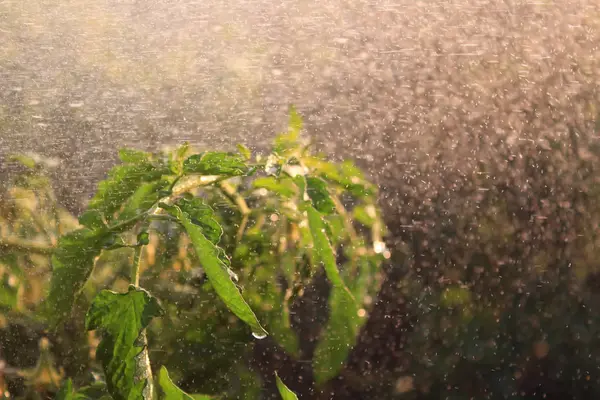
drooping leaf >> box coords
[306,206,346,289]
[55,379,74,400]
[88,160,168,223]
[85,286,164,400]
[261,280,299,357]
[275,373,298,400]
[162,202,267,338]
[306,176,336,214]
[175,198,222,244]
[306,205,360,385]
[158,366,214,400]
[312,286,359,385]
[46,228,112,326]
[183,152,249,176]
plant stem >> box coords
[131,245,154,398]
[132,245,143,287]
[218,181,251,241]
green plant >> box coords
[33,108,385,399]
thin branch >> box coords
[0,235,54,255]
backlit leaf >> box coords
[46,228,111,327]
[118,149,153,164]
[85,286,164,400]
[306,205,360,385]
[273,106,303,155]
[252,177,297,198]
[162,201,267,338]
[306,176,336,214]
[275,373,298,400]
[88,161,168,223]
[183,152,248,176]
[237,144,252,160]
[158,366,213,400]
[55,379,74,400]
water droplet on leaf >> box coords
[252,331,267,340]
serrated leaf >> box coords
[88,161,167,223]
[164,202,267,338]
[275,373,298,400]
[79,210,106,230]
[158,366,213,400]
[306,205,359,385]
[252,177,297,198]
[169,143,191,175]
[86,286,164,400]
[306,177,336,214]
[55,379,74,400]
[46,228,111,327]
[183,152,249,176]
[117,180,168,223]
[175,198,222,244]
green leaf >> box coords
[158,366,214,400]
[137,231,150,246]
[46,228,111,327]
[252,177,297,198]
[273,106,303,155]
[163,202,267,338]
[9,154,37,169]
[79,210,106,230]
[175,198,222,244]
[305,158,375,198]
[275,373,298,400]
[312,286,359,385]
[306,206,346,289]
[237,144,252,160]
[74,382,111,400]
[88,161,167,223]
[55,379,74,400]
[86,286,164,400]
[306,205,360,385]
[306,177,336,214]
[169,143,191,175]
[288,105,303,136]
[183,152,249,176]
[119,149,153,164]
[117,179,168,223]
